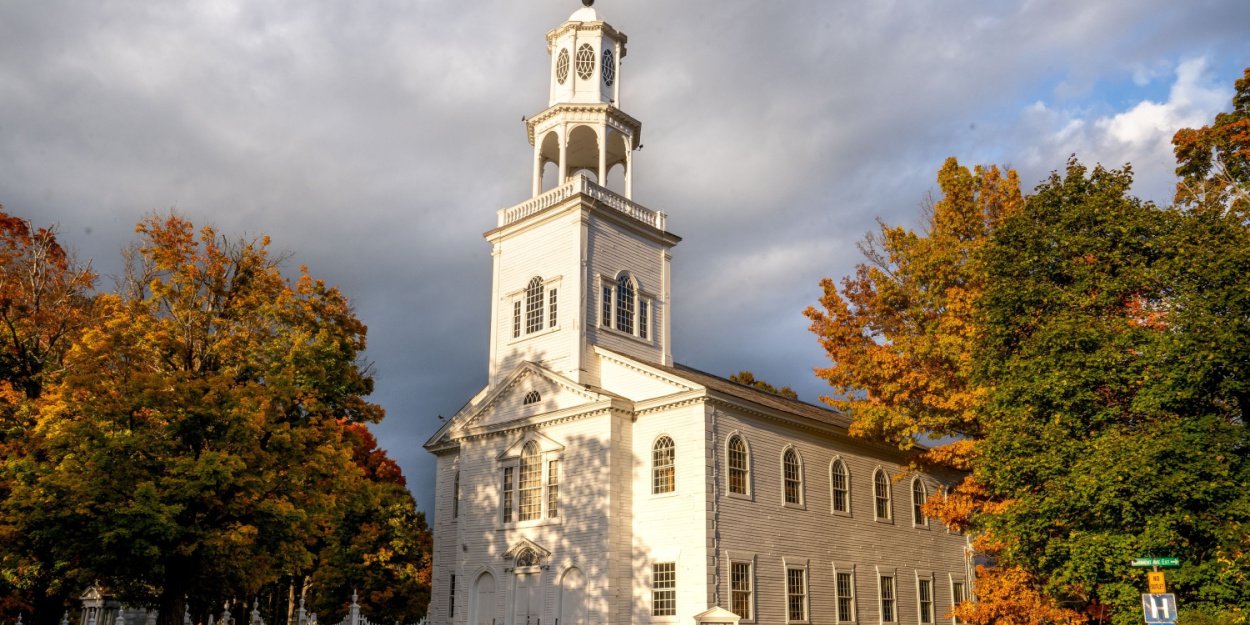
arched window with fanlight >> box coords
[600,272,652,340]
[727,435,749,495]
[525,277,545,334]
[831,458,849,513]
[652,436,675,494]
[519,441,542,521]
[783,448,803,505]
[874,469,892,521]
[616,273,635,334]
[912,477,928,526]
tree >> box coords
[1172,67,1250,218]
[6,213,384,625]
[728,371,798,400]
[973,160,1250,625]
[0,207,96,622]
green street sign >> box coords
[1132,557,1180,568]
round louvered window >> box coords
[555,48,570,84]
[602,47,615,86]
[576,43,595,80]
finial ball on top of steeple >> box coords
[582,0,593,6]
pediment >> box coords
[496,430,565,461]
[453,361,608,434]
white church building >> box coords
[424,3,974,625]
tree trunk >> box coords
[156,568,189,625]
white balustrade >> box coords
[499,175,666,231]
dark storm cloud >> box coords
[2,0,1248,513]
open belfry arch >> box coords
[426,3,975,625]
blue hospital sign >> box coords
[1142,594,1177,624]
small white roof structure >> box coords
[568,6,599,22]
[692,606,742,625]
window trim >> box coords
[726,433,752,499]
[873,468,893,523]
[781,446,805,509]
[728,556,755,623]
[598,272,655,344]
[651,561,677,618]
[783,559,810,624]
[832,562,857,624]
[877,568,898,625]
[916,571,935,625]
[912,477,929,528]
[652,434,677,496]
[498,435,564,528]
[949,575,969,625]
[508,275,563,343]
[830,457,851,516]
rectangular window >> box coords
[652,562,676,616]
[919,579,933,624]
[502,467,514,522]
[526,286,544,334]
[512,301,522,338]
[836,571,855,622]
[549,288,558,329]
[617,283,635,334]
[547,459,560,519]
[519,457,542,522]
[787,567,807,622]
[731,562,752,620]
[601,285,613,328]
[880,576,896,623]
[952,581,967,624]
[449,574,456,618]
[639,299,649,339]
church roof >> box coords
[655,360,854,431]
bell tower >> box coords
[485,1,679,388]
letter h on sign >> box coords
[1142,594,1177,624]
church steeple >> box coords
[526,3,640,198]
[485,3,678,389]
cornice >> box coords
[526,104,642,147]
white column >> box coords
[558,126,568,183]
[624,140,633,199]
[532,143,543,196]
[597,128,607,185]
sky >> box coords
[1,0,1248,514]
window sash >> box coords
[547,459,560,519]
[519,444,542,521]
[836,571,854,622]
[787,568,807,622]
[616,276,635,334]
[784,451,802,504]
[653,438,675,494]
[449,574,456,618]
[832,462,848,512]
[652,562,676,616]
[880,576,895,622]
[601,285,613,328]
[728,437,748,495]
[731,562,752,620]
[875,472,891,519]
[913,481,927,525]
[525,279,544,334]
[549,288,558,329]
[639,299,649,339]
[452,471,460,519]
[502,467,514,522]
[919,579,933,624]
[952,582,967,625]
[512,300,522,339]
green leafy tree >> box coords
[1172,67,1250,217]
[6,213,384,625]
[975,159,1250,625]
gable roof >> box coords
[654,360,854,430]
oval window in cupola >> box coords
[556,48,570,84]
[576,43,595,80]
[602,47,615,86]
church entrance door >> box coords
[473,572,497,625]
[512,573,541,625]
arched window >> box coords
[525,277,545,334]
[912,478,928,526]
[616,273,635,334]
[874,469,891,520]
[652,436,675,494]
[831,459,849,513]
[555,48,570,85]
[515,547,539,568]
[519,441,542,520]
[523,390,541,405]
[576,43,595,80]
[727,435,749,495]
[783,448,802,505]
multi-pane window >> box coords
[728,435,749,495]
[652,562,676,616]
[452,470,460,519]
[616,274,635,334]
[523,390,541,405]
[502,467,514,522]
[874,469,892,520]
[653,436,675,494]
[449,574,456,618]
[787,567,807,622]
[549,288,558,329]
[836,571,855,622]
[512,301,522,338]
[601,285,613,327]
[880,576,896,622]
[639,300,649,339]
[547,459,560,519]
[918,579,934,624]
[783,449,802,505]
[519,442,542,521]
[952,581,968,624]
[731,562,752,620]
[912,479,928,526]
[831,459,849,513]
[525,277,545,334]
